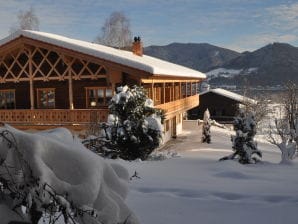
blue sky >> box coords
[0,0,298,52]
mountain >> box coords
[145,42,298,86]
[207,43,298,86]
[144,43,241,72]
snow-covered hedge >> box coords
[0,124,139,224]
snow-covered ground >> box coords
[206,67,258,79]
[1,121,297,224]
[120,121,298,224]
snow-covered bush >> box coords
[201,109,211,143]
[220,110,262,164]
[92,85,164,161]
[0,124,139,224]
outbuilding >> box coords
[188,88,256,122]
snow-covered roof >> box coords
[200,88,256,104]
[0,30,206,79]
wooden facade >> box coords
[0,31,205,138]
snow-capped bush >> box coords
[0,124,139,224]
[219,110,262,164]
[89,85,164,161]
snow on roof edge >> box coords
[0,30,206,79]
[200,88,257,104]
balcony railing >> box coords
[0,95,199,130]
[0,109,109,129]
[155,95,199,118]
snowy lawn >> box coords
[120,121,298,224]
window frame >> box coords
[36,88,56,109]
[85,87,113,108]
[0,89,16,109]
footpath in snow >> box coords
[121,120,298,224]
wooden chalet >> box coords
[0,30,206,140]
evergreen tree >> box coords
[220,110,262,164]
[202,109,211,143]
[100,85,164,160]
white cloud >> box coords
[226,33,298,52]
[264,2,298,31]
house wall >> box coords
[162,113,183,143]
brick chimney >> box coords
[132,36,143,56]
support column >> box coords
[63,55,74,109]
[28,51,34,109]
[68,69,74,109]
[172,82,175,101]
[163,82,165,104]
[179,82,182,99]
[151,81,154,103]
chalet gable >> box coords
[0,30,206,79]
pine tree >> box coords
[202,109,211,143]
[220,110,262,164]
[100,85,164,160]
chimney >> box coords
[132,36,143,56]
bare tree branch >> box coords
[10,7,39,33]
[95,11,132,49]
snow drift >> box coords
[0,124,139,224]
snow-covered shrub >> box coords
[94,85,164,161]
[0,124,139,224]
[201,109,211,143]
[267,82,297,164]
[219,110,262,164]
[268,118,297,164]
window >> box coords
[86,87,113,108]
[181,83,186,98]
[0,89,15,109]
[186,82,191,96]
[37,88,55,109]
[192,83,197,95]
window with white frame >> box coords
[86,87,113,108]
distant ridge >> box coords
[144,43,241,72]
[145,42,298,86]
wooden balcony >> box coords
[0,109,109,130]
[0,95,199,130]
[155,94,199,119]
